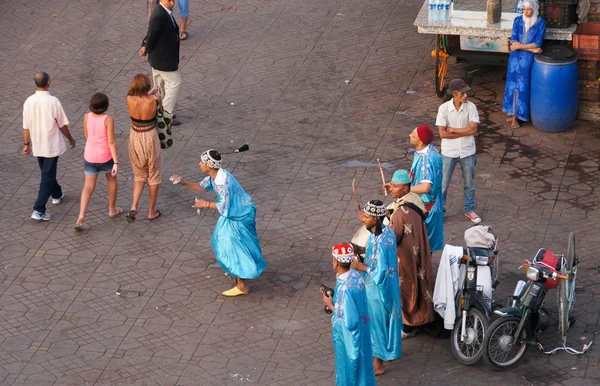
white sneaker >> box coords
[401,330,415,340]
[51,194,64,205]
[31,211,51,221]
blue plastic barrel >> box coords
[530,45,578,133]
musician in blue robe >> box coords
[351,200,402,375]
[322,243,376,386]
[171,149,267,296]
[502,0,546,129]
[408,126,444,251]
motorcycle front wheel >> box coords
[483,316,529,370]
[451,308,488,365]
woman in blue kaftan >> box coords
[410,143,444,252]
[502,0,546,128]
[331,269,376,386]
[172,149,267,297]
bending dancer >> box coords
[171,149,267,296]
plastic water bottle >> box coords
[515,0,524,15]
[436,0,445,23]
[442,0,451,23]
[428,0,436,23]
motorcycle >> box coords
[450,230,499,365]
[482,232,591,370]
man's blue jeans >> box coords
[441,154,476,214]
[33,156,62,214]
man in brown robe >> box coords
[386,169,435,338]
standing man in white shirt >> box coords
[23,72,76,221]
[435,78,481,224]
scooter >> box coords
[450,232,499,365]
[482,233,591,370]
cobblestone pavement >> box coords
[1,0,599,385]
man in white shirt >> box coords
[435,79,481,224]
[23,72,76,221]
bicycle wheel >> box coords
[451,308,488,365]
[558,232,577,338]
[483,316,529,370]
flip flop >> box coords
[511,122,521,129]
[148,210,161,221]
[109,208,124,218]
[126,210,137,223]
[74,222,85,231]
[179,31,188,40]
[221,287,249,297]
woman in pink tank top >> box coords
[75,93,122,230]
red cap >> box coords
[332,243,354,263]
[416,125,434,145]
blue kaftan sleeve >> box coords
[510,18,520,44]
[531,20,546,48]
[419,154,433,184]
[365,237,384,285]
[214,171,231,217]
[342,288,360,331]
[376,230,398,309]
[199,176,214,191]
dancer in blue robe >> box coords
[171,149,267,296]
[351,200,402,375]
[502,0,546,128]
[322,243,376,386]
[408,126,444,252]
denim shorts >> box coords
[84,159,114,176]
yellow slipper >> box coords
[221,287,249,297]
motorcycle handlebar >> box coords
[521,259,569,280]
[555,273,569,280]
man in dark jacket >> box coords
[140,0,182,125]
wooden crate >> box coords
[577,100,600,121]
[579,80,600,100]
[578,60,600,80]
[574,23,600,60]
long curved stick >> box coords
[352,179,361,211]
[377,159,387,196]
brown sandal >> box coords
[179,31,188,40]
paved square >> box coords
[0,0,599,384]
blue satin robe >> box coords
[502,16,546,121]
[410,144,444,251]
[361,226,403,360]
[332,269,376,386]
[199,169,267,279]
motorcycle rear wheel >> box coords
[558,232,577,339]
[451,308,488,365]
[483,316,529,370]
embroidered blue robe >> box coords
[410,143,444,252]
[331,269,376,386]
[361,226,403,360]
[199,169,267,279]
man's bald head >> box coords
[34,72,50,89]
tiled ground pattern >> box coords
[0,0,599,385]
